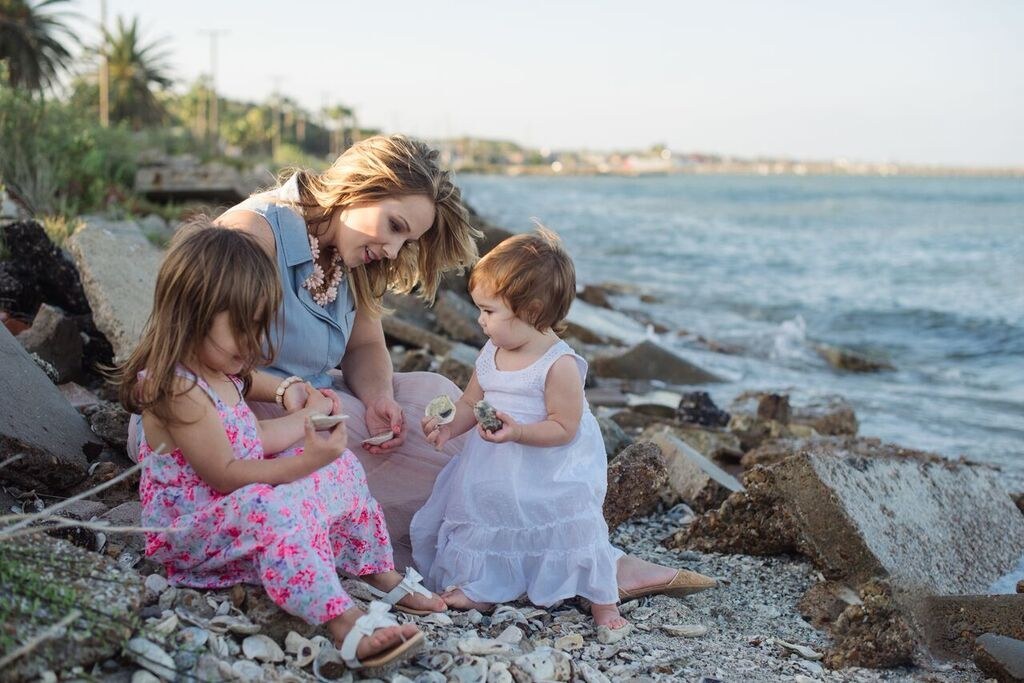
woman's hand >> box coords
[421,415,453,451]
[363,396,406,454]
[302,417,348,468]
[478,411,522,444]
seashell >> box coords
[310,413,349,430]
[450,655,488,683]
[362,430,394,446]
[415,672,447,683]
[419,611,453,626]
[496,624,523,645]
[596,623,632,644]
[143,574,169,597]
[554,633,584,651]
[486,661,513,683]
[660,623,707,638]
[312,643,354,682]
[513,647,572,682]
[124,637,177,681]
[420,651,454,672]
[209,614,261,634]
[158,587,177,611]
[490,605,525,626]
[284,631,320,668]
[577,661,612,683]
[117,548,141,569]
[231,659,265,681]
[207,632,230,658]
[773,638,823,660]
[175,626,208,650]
[242,634,285,663]
[425,395,457,424]
[458,636,515,656]
[147,612,178,638]
[473,401,503,432]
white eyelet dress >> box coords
[410,339,623,606]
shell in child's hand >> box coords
[425,395,457,424]
[310,413,349,430]
[361,430,394,447]
[473,400,503,432]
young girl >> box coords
[410,228,630,635]
[117,222,440,672]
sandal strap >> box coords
[366,567,433,606]
[339,600,398,668]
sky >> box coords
[63,0,1024,166]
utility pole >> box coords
[98,0,109,127]
[199,29,228,152]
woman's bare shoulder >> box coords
[214,208,276,255]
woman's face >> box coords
[329,194,435,269]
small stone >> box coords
[554,633,585,651]
[473,400,503,432]
[144,573,169,597]
[124,638,176,680]
[660,624,708,637]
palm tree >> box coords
[0,0,76,92]
[102,15,172,128]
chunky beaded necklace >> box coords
[302,234,346,306]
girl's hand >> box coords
[303,417,348,468]
[300,385,334,415]
[478,411,522,444]
[421,415,452,450]
[319,388,343,416]
[364,396,406,454]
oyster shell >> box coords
[242,633,285,662]
[473,400,503,432]
[362,430,395,447]
[310,413,348,430]
[425,395,457,424]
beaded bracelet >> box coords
[274,375,304,408]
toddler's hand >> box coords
[303,417,348,468]
[478,411,521,444]
[422,415,452,451]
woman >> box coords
[214,134,714,603]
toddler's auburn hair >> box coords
[468,226,576,334]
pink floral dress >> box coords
[137,368,394,625]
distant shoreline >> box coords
[453,163,1024,179]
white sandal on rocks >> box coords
[313,601,424,678]
[363,567,441,616]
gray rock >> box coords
[647,429,744,512]
[16,304,83,383]
[66,218,163,362]
[591,341,723,385]
[89,403,131,451]
[433,289,487,347]
[0,325,100,491]
[382,315,456,356]
[974,634,1024,682]
[3,535,145,682]
[596,415,632,459]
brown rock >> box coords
[432,289,487,347]
[677,391,730,428]
[437,343,479,391]
[382,315,455,356]
[973,633,1024,683]
[397,348,434,373]
[824,579,915,669]
[645,428,744,512]
[791,395,859,436]
[578,284,614,309]
[817,343,895,373]
[591,340,723,385]
[603,441,668,530]
[756,393,791,423]
[89,403,132,452]
[923,594,1024,659]
[798,581,862,630]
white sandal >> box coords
[363,567,441,616]
[313,601,424,678]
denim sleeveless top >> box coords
[229,175,357,388]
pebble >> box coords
[660,624,708,638]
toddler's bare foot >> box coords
[440,587,493,612]
[591,603,629,630]
[327,607,420,660]
[362,570,446,613]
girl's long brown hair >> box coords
[281,134,482,316]
[115,220,282,424]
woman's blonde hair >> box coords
[115,220,282,424]
[468,226,576,335]
[286,135,481,316]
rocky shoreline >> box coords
[1,205,1022,682]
